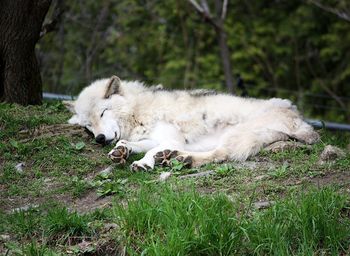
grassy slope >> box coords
[0,102,350,255]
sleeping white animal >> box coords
[64,76,319,171]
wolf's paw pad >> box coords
[108,145,130,164]
[130,162,151,172]
[154,150,193,168]
[174,155,193,168]
[154,149,178,166]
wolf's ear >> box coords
[63,100,76,113]
[104,75,121,98]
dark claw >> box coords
[169,150,178,158]
[182,156,193,167]
[176,156,184,162]
[173,155,192,168]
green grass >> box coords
[2,205,93,240]
[4,208,42,239]
[114,183,245,255]
[2,186,349,255]
[258,131,350,180]
[5,241,60,256]
[1,102,350,255]
[1,204,121,254]
[44,207,92,239]
[248,188,350,255]
[0,102,68,140]
[0,102,114,198]
[114,184,350,255]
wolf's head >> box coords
[64,76,129,145]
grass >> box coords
[115,184,244,255]
[2,205,93,240]
[44,207,92,240]
[114,184,350,255]
[1,204,97,255]
[2,187,349,255]
[0,102,113,199]
[6,241,60,256]
[248,188,350,255]
[5,208,42,239]
[1,102,350,255]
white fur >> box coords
[67,77,319,170]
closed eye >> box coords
[100,108,108,118]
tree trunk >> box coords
[214,0,234,94]
[188,0,235,94]
[216,26,234,93]
[0,0,52,105]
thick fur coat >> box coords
[65,76,319,170]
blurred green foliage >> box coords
[38,0,350,122]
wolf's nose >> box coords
[95,134,106,144]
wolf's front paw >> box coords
[130,161,152,172]
[108,145,130,164]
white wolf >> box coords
[64,75,319,171]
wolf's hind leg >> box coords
[220,129,290,162]
[154,129,290,167]
[154,149,221,168]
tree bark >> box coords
[216,25,234,93]
[214,0,234,93]
[188,0,235,94]
[0,0,52,105]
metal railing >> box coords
[305,119,350,132]
[43,92,76,100]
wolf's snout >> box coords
[95,134,106,144]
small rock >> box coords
[319,145,346,163]
[104,223,118,231]
[15,162,25,173]
[44,178,52,183]
[253,201,275,209]
[99,165,113,176]
[0,234,11,241]
[159,172,172,181]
